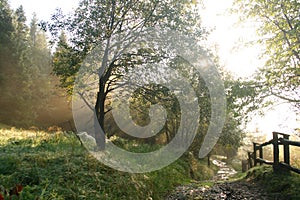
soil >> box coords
[166,180,273,200]
[166,158,283,200]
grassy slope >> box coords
[235,165,300,199]
[0,126,214,199]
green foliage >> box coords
[52,32,80,95]
[0,2,55,127]
[0,126,216,199]
[48,0,206,93]
[0,0,13,41]
[0,156,19,175]
[46,0,251,156]
[233,0,300,111]
[46,0,209,147]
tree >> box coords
[5,5,33,125]
[29,13,52,76]
[47,0,206,149]
[10,7,50,125]
[207,71,259,160]
[233,0,300,111]
[0,0,14,58]
[28,14,53,123]
[0,0,14,117]
[0,3,53,126]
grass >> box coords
[238,165,300,199]
[0,126,215,199]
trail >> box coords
[211,159,237,181]
[166,158,275,200]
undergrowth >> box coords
[0,126,214,199]
[245,165,300,199]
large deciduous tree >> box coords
[47,0,206,149]
[233,0,300,110]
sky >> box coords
[9,0,79,21]
[9,0,298,135]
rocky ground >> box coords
[166,159,282,200]
[166,180,272,200]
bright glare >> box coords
[200,0,264,77]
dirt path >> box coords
[166,159,276,200]
[211,159,237,181]
[166,180,272,200]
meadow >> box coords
[0,124,214,199]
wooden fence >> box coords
[247,131,300,174]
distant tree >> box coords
[5,5,34,125]
[0,0,14,67]
[28,14,53,122]
[0,0,14,59]
[0,0,15,122]
[233,0,300,111]
[209,71,261,159]
[0,3,53,126]
[10,6,49,125]
[29,13,52,75]
[52,31,80,95]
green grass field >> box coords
[0,125,214,199]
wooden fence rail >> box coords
[247,132,300,174]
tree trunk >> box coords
[94,86,106,150]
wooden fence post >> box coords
[283,134,290,165]
[259,146,263,166]
[253,142,257,166]
[242,160,248,172]
[248,152,253,168]
[247,132,300,174]
[273,132,279,172]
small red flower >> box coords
[9,184,23,196]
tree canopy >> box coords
[46,0,209,148]
[45,0,260,158]
[233,0,300,111]
[0,0,55,126]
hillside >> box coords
[0,126,215,199]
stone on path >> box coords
[166,159,279,200]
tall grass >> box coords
[0,126,214,199]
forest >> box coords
[0,0,299,199]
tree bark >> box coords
[94,79,106,150]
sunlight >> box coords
[2,0,300,198]
[200,0,264,78]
